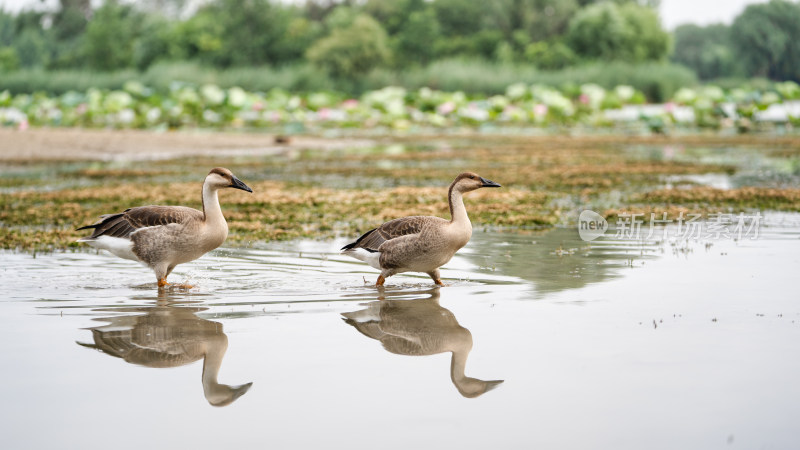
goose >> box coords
[77,167,252,288]
[78,303,253,407]
[341,172,501,286]
[342,288,503,398]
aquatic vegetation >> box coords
[1,81,799,132]
[2,134,798,251]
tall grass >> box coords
[0,59,697,102]
[364,59,698,101]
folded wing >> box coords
[341,216,438,252]
[77,206,203,240]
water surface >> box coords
[1,223,799,449]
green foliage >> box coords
[206,0,294,67]
[281,16,324,62]
[0,47,20,72]
[567,1,669,62]
[133,15,179,70]
[52,2,89,40]
[306,14,391,78]
[431,0,492,37]
[567,2,630,60]
[524,40,577,70]
[172,8,224,63]
[5,0,797,91]
[364,59,695,101]
[487,0,579,42]
[0,60,694,103]
[0,10,16,46]
[4,77,795,134]
[730,0,800,81]
[83,1,141,70]
[617,2,670,61]
[13,29,50,68]
[672,24,742,80]
[391,8,440,66]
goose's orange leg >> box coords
[376,275,386,286]
[157,278,194,290]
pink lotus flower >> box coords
[664,102,676,114]
[579,94,590,105]
[437,101,456,115]
[342,99,359,109]
[252,102,264,111]
[533,104,548,116]
[318,108,331,120]
[18,119,29,131]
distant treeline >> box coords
[0,0,798,85]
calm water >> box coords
[1,222,799,449]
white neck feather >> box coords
[202,180,226,227]
[449,189,470,225]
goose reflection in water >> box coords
[342,288,503,398]
[77,299,252,407]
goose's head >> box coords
[206,167,253,193]
[455,378,504,398]
[206,381,254,407]
[451,172,501,193]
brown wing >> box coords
[341,216,442,252]
[77,205,203,240]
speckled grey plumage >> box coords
[77,167,252,286]
[342,172,500,285]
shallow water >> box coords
[1,221,799,449]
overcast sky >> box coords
[659,0,769,29]
[0,0,776,30]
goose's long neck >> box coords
[449,330,474,386]
[448,185,469,225]
[201,334,233,405]
[201,333,252,406]
[201,334,227,393]
[201,181,225,227]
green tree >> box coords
[0,10,16,46]
[487,0,579,43]
[83,1,141,70]
[618,2,670,61]
[567,1,668,62]
[730,0,800,81]
[172,7,224,63]
[392,8,440,65]
[306,14,391,78]
[0,46,20,72]
[524,39,577,69]
[133,14,180,70]
[209,0,294,67]
[51,0,90,41]
[13,28,49,68]
[672,24,741,79]
[432,0,492,37]
[280,15,323,62]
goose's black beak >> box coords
[480,177,501,188]
[230,176,253,193]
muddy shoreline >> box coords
[0,127,377,161]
